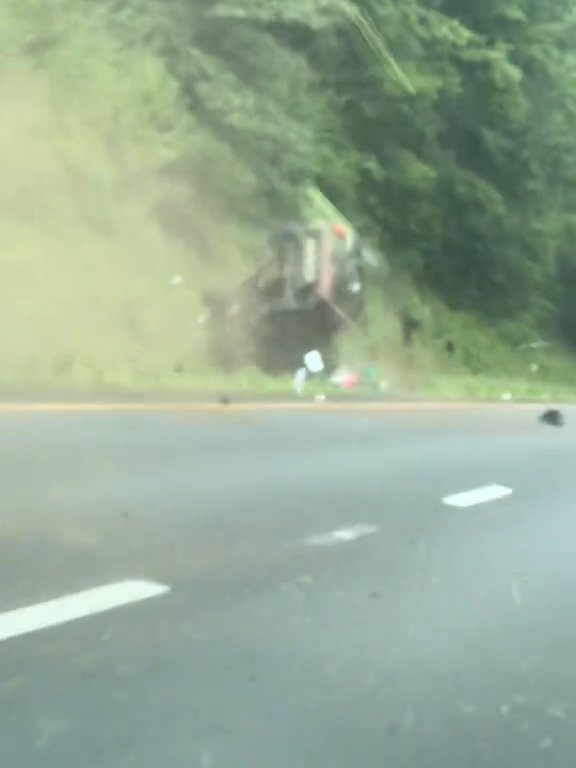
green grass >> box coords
[0,363,293,399]
[0,0,259,392]
[1,350,574,402]
[330,280,576,403]
[418,374,576,402]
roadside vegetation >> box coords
[3,0,576,399]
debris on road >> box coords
[540,409,565,427]
[305,524,378,547]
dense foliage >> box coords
[119,0,576,343]
[8,0,576,351]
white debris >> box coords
[293,367,308,396]
[197,313,209,325]
[304,350,325,374]
[501,392,514,402]
[530,363,540,374]
[348,281,362,294]
[305,524,378,547]
[170,274,184,287]
[314,394,327,403]
[539,737,554,750]
[362,248,380,268]
[519,340,550,350]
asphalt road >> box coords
[0,404,575,768]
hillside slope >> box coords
[0,0,259,390]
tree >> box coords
[115,0,349,216]
[61,0,576,343]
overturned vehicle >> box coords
[203,222,372,373]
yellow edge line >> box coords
[0,402,538,414]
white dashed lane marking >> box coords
[0,580,170,644]
[443,484,513,509]
[305,524,379,547]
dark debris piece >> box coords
[540,409,565,427]
[219,394,231,406]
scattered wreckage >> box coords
[203,221,376,373]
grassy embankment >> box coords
[2,0,576,402]
[0,0,262,396]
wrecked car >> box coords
[203,221,371,373]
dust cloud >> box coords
[0,65,255,390]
